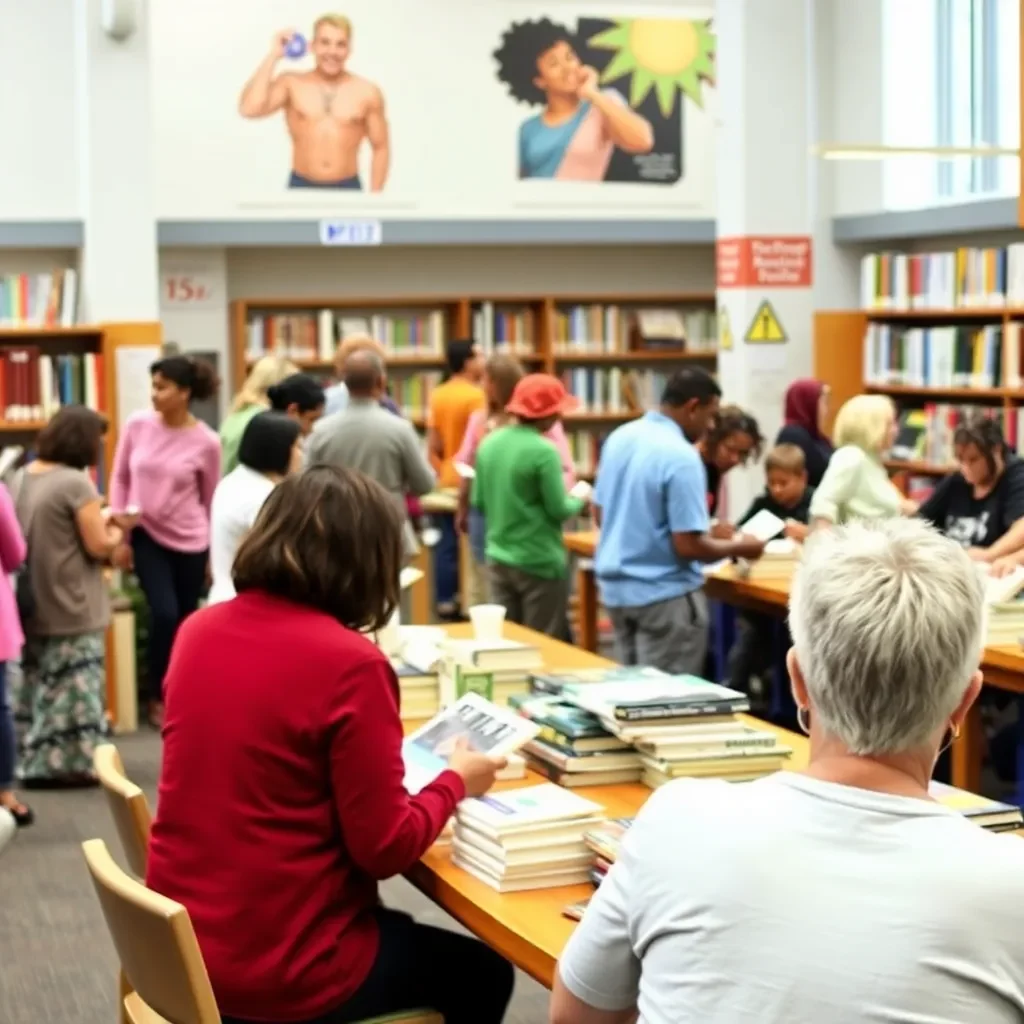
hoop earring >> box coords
[938,722,962,757]
[797,707,811,736]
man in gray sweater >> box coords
[306,350,435,555]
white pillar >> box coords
[714,0,861,514]
[74,0,159,322]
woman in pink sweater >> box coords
[111,356,221,728]
[0,480,28,823]
[455,354,575,606]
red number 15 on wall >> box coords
[163,274,214,305]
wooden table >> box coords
[404,621,809,989]
[564,530,600,653]
[563,528,1024,795]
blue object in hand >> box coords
[285,33,306,59]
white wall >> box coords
[225,244,715,297]
[0,2,79,220]
[827,0,884,217]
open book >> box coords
[402,692,539,794]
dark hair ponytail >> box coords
[150,354,217,403]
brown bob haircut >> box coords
[36,405,108,469]
[232,464,403,632]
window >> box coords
[883,0,1018,209]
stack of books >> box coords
[736,538,799,582]
[451,784,605,892]
[980,565,1024,646]
[527,664,670,696]
[930,781,1022,831]
[389,625,446,721]
[509,693,643,787]
[582,817,633,886]
[439,636,543,707]
[561,675,792,788]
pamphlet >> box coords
[402,692,540,794]
[740,508,786,543]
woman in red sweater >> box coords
[146,466,514,1024]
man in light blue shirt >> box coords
[594,369,764,674]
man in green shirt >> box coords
[472,374,585,635]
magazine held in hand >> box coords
[402,692,539,794]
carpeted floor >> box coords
[0,730,549,1024]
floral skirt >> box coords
[12,631,109,782]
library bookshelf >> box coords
[0,320,162,730]
[230,292,718,476]
[814,306,1024,487]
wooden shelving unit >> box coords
[814,294,1024,494]
[230,291,719,478]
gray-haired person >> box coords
[551,517,1024,1024]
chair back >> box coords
[94,743,152,877]
[82,838,221,1024]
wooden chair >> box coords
[94,743,151,878]
[82,839,444,1024]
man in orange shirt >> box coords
[427,339,484,617]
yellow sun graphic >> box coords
[588,18,716,117]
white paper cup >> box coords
[469,604,506,641]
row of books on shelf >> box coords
[860,246,1024,311]
[862,323,1021,389]
[560,367,666,414]
[245,310,448,362]
[552,305,717,355]
[471,302,536,355]
[890,404,1024,468]
[0,269,79,328]
[0,349,103,422]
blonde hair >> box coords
[314,14,352,38]
[765,443,806,475]
[832,394,895,454]
[231,356,299,414]
[334,332,386,376]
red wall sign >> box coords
[716,235,813,288]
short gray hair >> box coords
[789,517,984,755]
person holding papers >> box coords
[552,518,1024,1024]
[727,444,813,697]
[593,369,765,675]
[146,466,514,1024]
[915,417,1024,573]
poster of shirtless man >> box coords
[239,14,389,191]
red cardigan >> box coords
[146,590,464,1022]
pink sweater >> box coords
[111,412,221,553]
[0,484,26,661]
[456,411,576,490]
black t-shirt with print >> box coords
[918,457,1024,549]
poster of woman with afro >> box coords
[493,15,715,185]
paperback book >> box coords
[402,693,539,794]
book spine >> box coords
[614,701,748,722]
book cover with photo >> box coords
[402,693,539,794]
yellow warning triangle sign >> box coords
[745,300,786,343]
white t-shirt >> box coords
[559,773,1024,1023]
[207,466,276,605]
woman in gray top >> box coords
[15,407,122,786]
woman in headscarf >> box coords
[776,379,834,488]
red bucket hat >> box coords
[505,374,579,419]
